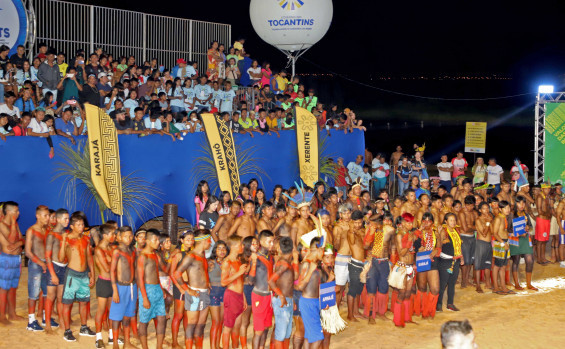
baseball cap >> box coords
[98,72,107,79]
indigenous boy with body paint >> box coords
[492,201,515,295]
[363,214,395,323]
[173,229,213,349]
[45,208,70,332]
[59,214,96,342]
[109,226,137,349]
[297,237,325,349]
[388,213,417,328]
[332,203,352,309]
[25,205,52,332]
[0,201,25,324]
[268,236,299,349]
[346,210,366,322]
[221,235,249,349]
[136,229,167,349]
[228,200,258,239]
[458,196,477,288]
[249,230,275,349]
[94,223,117,348]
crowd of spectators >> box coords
[0,39,366,146]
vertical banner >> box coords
[295,106,319,184]
[544,103,565,183]
[465,122,487,153]
[200,113,241,198]
[85,104,123,215]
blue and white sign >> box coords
[0,0,28,55]
[250,0,333,52]
[512,216,527,236]
[416,250,432,272]
[319,281,336,309]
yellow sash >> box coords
[444,225,462,258]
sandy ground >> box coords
[1,261,565,349]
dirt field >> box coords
[1,261,564,348]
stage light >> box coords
[539,85,554,93]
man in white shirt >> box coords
[372,154,390,197]
[487,158,504,195]
[347,155,364,185]
[437,154,454,192]
[0,91,21,122]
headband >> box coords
[194,234,211,242]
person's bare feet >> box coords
[8,314,25,321]
[375,314,389,321]
[527,284,539,291]
[347,316,359,322]
[475,287,484,293]
[0,318,12,326]
[368,318,376,325]
[514,283,524,291]
[357,312,368,319]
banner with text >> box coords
[295,106,319,184]
[544,103,565,183]
[201,112,241,198]
[85,104,123,215]
[465,122,487,153]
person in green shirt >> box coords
[281,95,292,111]
[294,90,306,108]
[304,89,318,112]
[281,113,295,130]
[57,67,83,105]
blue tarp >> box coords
[0,130,364,231]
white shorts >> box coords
[550,216,559,236]
[334,254,351,286]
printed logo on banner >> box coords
[278,0,304,11]
[0,0,28,55]
[268,0,314,29]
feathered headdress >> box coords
[283,181,314,210]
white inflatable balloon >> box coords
[250,0,333,52]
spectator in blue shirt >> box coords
[193,76,212,112]
[220,81,236,114]
[396,157,413,195]
[14,88,36,113]
[55,108,78,144]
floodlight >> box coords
[538,85,554,93]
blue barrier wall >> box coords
[0,129,364,231]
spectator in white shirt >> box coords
[487,158,504,195]
[437,154,454,191]
[27,109,50,137]
[347,154,364,185]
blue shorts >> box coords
[109,284,138,321]
[62,268,90,304]
[184,289,210,312]
[293,290,302,316]
[28,260,48,300]
[366,258,390,295]
[210,286,226,306]
[244,284,253,306]
[46,263,67,287]
[272,296,293,341]
[299,296,324,344]
[0,253,21,290]
[138,284,166,323]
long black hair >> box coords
[195,180,209,201]
[209,240,229,261]
[203,195,219,212]
[241,235,257,264]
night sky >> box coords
[75,0,565,86]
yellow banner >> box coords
[295,106,319,184]
[85,104,123,215]
[201,113,241,198]
[465,122,487,154]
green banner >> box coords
[544,103,565,183]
